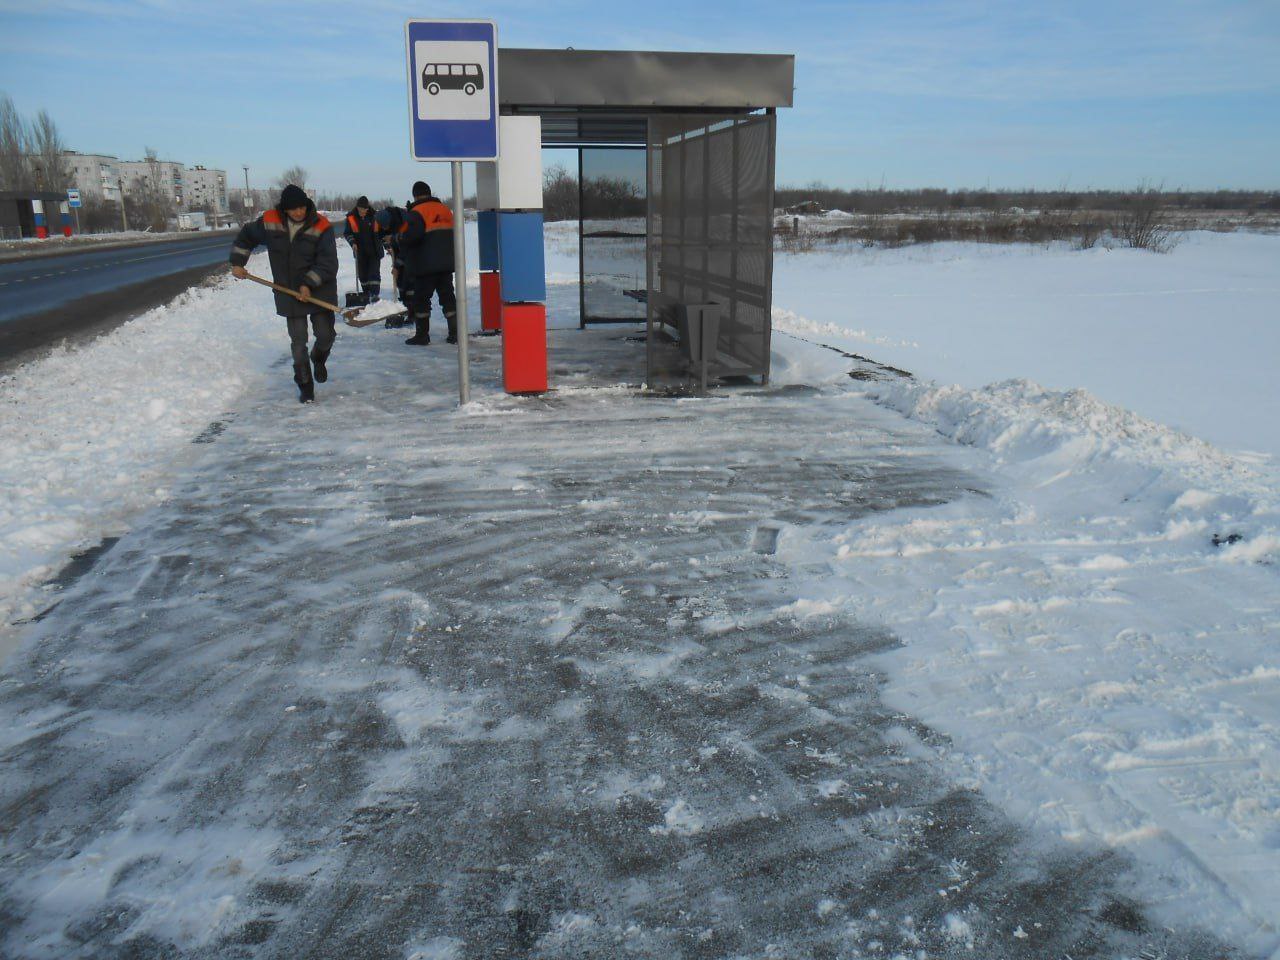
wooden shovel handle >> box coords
[243,271,348,316]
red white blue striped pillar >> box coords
[32,199,48,239]
[494,115,547,394]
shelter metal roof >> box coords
[498,49,795,113]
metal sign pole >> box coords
[452,161,470,405]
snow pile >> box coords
[349,298,407,322]
[773,349,1280,950]
[866,373,1278,562]
[773,306,919,351]
[0,253,284,636]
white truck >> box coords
[176,212,207,231]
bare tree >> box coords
[124,146,174,231]
[0,93,32,191]
[543,165,577,222]
[277,166,309,191]
[1113,184,1178,252]
[29,109,69,191]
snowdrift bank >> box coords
[0,255,282,641]
[772,346,1280,951]
[867,373,1279,564]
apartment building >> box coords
[61,152,228,214]
[118,158,186,208]
[183,165,228,213]
[62,152,124,202]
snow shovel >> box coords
[242,271,389,326]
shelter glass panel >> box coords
[579,146,647,325]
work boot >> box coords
[311,348,328,383]
[445,312,458,344]
[298,380,315,403]
[404,316,431,345]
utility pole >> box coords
[242,165,252,219]
[117,172,128,232]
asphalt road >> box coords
[0,232,233,325]
[0,232,234,366]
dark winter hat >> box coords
[356,195,370,208]
[412,180,430,197]
[279,184,308,209]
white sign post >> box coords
[404,19,499,406]
[67,188,82,234]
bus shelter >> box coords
[498,49,794,387]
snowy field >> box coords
[773,231,1280,462]
[0,223,1278,954]
[767,229,1280,951]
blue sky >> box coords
[2,0,1277,201]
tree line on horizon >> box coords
[774,183,1280,215]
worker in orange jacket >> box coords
[342,196,381,301]
[395,181,457,346]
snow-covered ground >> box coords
[0,275,282,639]
[773,231,1280,461]
[0,223,1277,953]
[770,351,1280,951]
[766,231,1280,951]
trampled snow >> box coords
[0,223,1277,955]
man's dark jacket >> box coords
[229,201,338,318]
[343,206,381,258]
[395,196,454,277]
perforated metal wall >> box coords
[646,112,776,385]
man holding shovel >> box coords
[229,184,339,403]
[343,195,381,302]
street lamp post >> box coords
[242,165,252,219]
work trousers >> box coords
[355,249,381,299]
[287,312,336,385]
[404,271,457,339]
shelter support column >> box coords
[495,115,548,394]
[32,200,47,239]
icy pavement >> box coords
[0,326,1242,958]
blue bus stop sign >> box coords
[404,19,499,162]
[67,189,82,208]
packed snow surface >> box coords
[0,222,1277,954]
